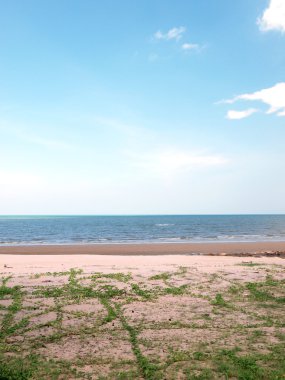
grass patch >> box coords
[131,284,152,300]
[92,272,132,283]
[246,280,285,304]
[30,271,73,279]
[1,266,284,379]
[0,283,26,339]
[211,293,229,307]
[116,305,160,379]
[237,262,262,267]
[164,285,188,295]
[149,272,172,281]
[216,350,263,379]
[0,354,79,380]
[100,297,118,324]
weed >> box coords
[238,262,262,267]
[92,272,132,283]
[131,284,152,300]
[98,284,125,299]
[0,284,26,339]
[164,285,187,295]
[184,367,213,380]
[211,293,229,307]
[252,329,264,338]
[116,304,160,379]
[149,272,171,281]
[193,351,206,361]
[229,284,243,294]
[215,349,264,379]
[167,348,191,363]
[0,354,79,379]
[1,266,284,379]
[100,297,118,324]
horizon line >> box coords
[1,213,285,217]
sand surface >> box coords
[1,244,285,378]
[0,252,284,379]
[1,241,285,256]
[0,253,284,276]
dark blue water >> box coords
[0,215,285,245]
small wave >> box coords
[0,241,20,245]
[155,223,174,227]
[216,234,285,242]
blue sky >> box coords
[1,0,285,214]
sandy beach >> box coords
[1,241,285,276]
[0,251,284,276]
[1,240,285,256]
[0,246,284,379]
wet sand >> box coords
[0,241,285,256]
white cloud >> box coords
[181,43,199,50]
[226,108,258,120]
[154,27,186,41]
[258,0,285,33]
[224,82,285,117]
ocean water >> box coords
[0,215,285,246]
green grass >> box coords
[0,354,81,380]
[0,264,284,380]
[211,293,229,307]
[116,304,160,380]
[246,280,285,304]
[237,262,263,267]
[164,284,188,295]
[92,272,132,283]
[149,272,172,281]
[131,283,153,300]
[100,297,118,324]
[0,281,27,339]
[215,348,264,379]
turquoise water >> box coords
[0,215,285,245]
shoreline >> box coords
[0,241,285,256]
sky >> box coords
[0,0,285,215]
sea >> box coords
[0,215,285,246]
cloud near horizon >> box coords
[258,0,285,33]
[224,82,285,118]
